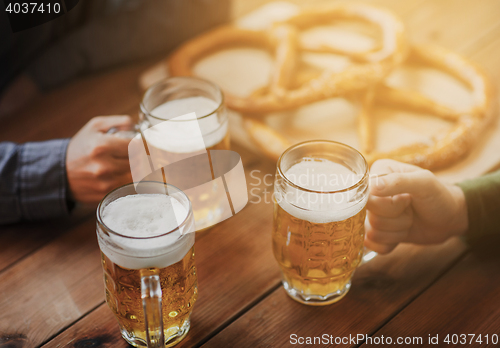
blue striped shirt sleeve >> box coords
[0,139,71,224]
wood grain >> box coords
[0,219,103,348]
[0,61,147,144]
[361,240,500,347]
[0,214,90,274]
[403,0,500,52]
[201,239,467,348]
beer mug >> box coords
[114,77,231,231]
[138,76,229,153]
[273,140,369,305]
[96,182,197,347]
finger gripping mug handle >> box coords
[107,123,141,138]
[141,269,165,348]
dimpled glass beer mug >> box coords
[131,77,230,231]
[96,182,197,347]
[138,76,229,152]
[273,140,369,305]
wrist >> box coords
[449,184,468,238]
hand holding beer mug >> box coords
[97,182,197,347]
[273,141,369,305]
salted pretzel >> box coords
[168,3,407,114]
[167,4,495,170]
[243,45,495,169]
[363,45,496,170]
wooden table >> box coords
[1,0,500,347]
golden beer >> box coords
[101,246,197,344]
[97,183,198,347]
[273,140,369,305]
[191,134,230,228]
[138,77,231,231]
[207,133,230,151]
[273,203,365,300]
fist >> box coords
[66,116,134,204]
[365,159,468,254]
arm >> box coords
[457,170,500,245]
[0,139,71,224]
[0,115,133,224]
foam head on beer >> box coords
[278,158,367,223]
[146,96,227,153]
[99,194,195,269]
[151,96,217,121]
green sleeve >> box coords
[456,170,500,245]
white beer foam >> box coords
[278,158,367,223]
[99,194,195,269]
[147,97,227,152]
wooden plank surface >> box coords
[0,61,148,144]
[362,240,500,348]
[201,239,466,348]
[403,0,500,52]
[0,219,103,348]
[0,215,88,274]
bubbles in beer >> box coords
[273,158,367,303]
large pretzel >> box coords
[364,45,496,170]
[168,3,407,114]
[243,45,495,170]
[167,4,496,170]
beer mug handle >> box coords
[361,247,378,265]
[141,270,165,348]
[107,123,141,139]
